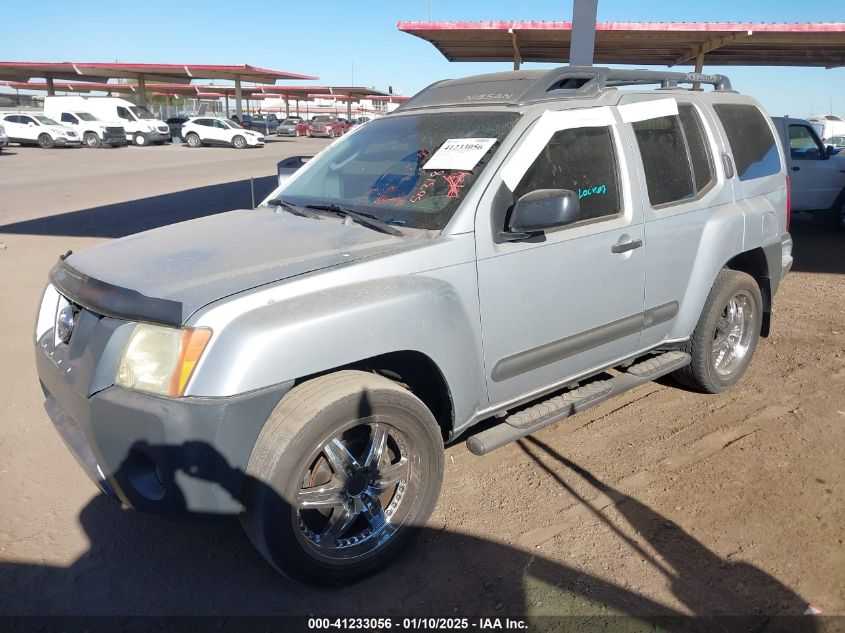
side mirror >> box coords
[27,122,36,127]
[826,145,836,158]
[504,189,580,239]
[277,155,313,186]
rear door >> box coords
[475,108,646,407]
[2,115,27,142]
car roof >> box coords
[398,65,732,112]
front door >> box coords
[788,122,841,210]
[475,111,646,407]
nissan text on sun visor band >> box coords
[499,99,679,191]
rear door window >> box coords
[678,105,714,193]
[632,115,695,206]
[713,104,781,181]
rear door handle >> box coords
[611,239,643,254]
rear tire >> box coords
[673,269,763,393]
[133,132,148,146]
[241,370,444,584]
[232,135,247,149]
[37,134,54,149]
[84,132,101,148]
[185,133,201,148]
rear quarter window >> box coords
[713,104,781,181]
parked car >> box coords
[825,135,845,152]
[44,109,125,148]
[806,114,845,144]
[771,116,845,230]
[241,113,279,135]
[0,122,7,152]
[181,117,264,149]
[276,118,309,137]
[44,96,170,146]
[347,116,372,132]
[307,114,345,138]
[0,113,80,148]
[34,66,792,584]
[166,117,189,140]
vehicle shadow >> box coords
[789,213,845,275]
[0,436,818,631]
[0,176,278,239]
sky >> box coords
[1,0,843,117]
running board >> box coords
[466,351,691,456]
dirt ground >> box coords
[0,143,842,626]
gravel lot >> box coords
[0,140,842,624]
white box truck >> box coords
[43,96,170,146]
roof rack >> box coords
[397,65,733,111]
[520,66,732,102]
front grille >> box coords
[157,126,169,133]
[106,127,123,134]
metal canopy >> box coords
[397,21,845,69]
[0,62,317,84]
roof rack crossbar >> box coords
[520,66,731,102]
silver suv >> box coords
[34,67,793,583]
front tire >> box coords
[84,132,102,148]
[232,135,247,149]
[133,132,148,146]
[37,134,54,149]
[673,269,763,393]
[241,370,444,584]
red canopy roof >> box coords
[397,21,845,68]
[0,62,317,83]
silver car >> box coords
[34,66,792,584]
[0,122,7,151]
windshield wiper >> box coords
[304,203,404,237]
[267,199,322,219]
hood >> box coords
[60,208,415,324]
[50,125,75,135]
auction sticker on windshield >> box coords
[423,138,497,171]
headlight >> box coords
[115,324,211,397]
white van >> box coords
[44,96,170,146]
[806,114,845,144]
[43,101,126,148]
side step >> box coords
[466,351,691,456]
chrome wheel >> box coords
[712,291,755,376]
[293,418,418,563]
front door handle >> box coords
[611,239,643,254]
[791,166,800,171]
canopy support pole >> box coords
[235,77,243,118]
[510,29,522,70]
[224,93,230,117]
[693,51,704,90]
[570,0,598,66]
[137,76,147,107]
[45,75,55,96]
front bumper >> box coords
[36,335,292,515]
[54,137,81,146]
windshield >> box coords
[76,112,98,121]
[281,119,298,125]
[35,116,60,126]
[130,105,155,120]
[313,115,333,122]
[224,119,243,129]
[276,111,521,231]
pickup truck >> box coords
[771,116,845,230]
